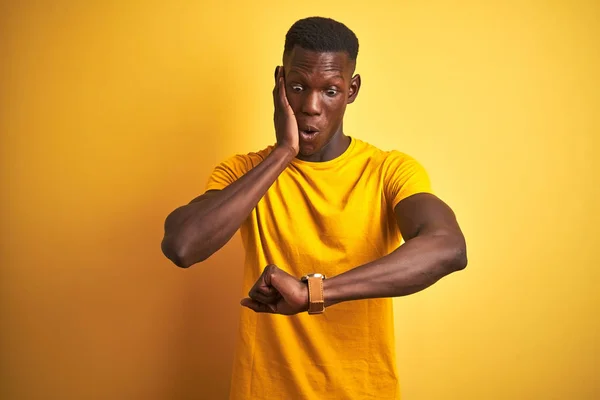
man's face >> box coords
[283,46,360,158]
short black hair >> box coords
[284,17,359,61]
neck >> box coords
[296,129,351,162]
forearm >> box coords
[162,145,294,267]
[323,233,467,307]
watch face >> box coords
[301,273,326,281]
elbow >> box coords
[436,233,467,273]
[161,236,191,268]
[161,235,208,269]
[448,240,468,272]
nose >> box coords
[300,90,322,116]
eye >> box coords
[291,84,303,92]
[325,88,339,97]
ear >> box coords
[347,74,361,104]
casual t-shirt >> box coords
[205,137,432,400]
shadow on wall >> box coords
[161,239,245,400]
[151,63,247,398]
[1,17,247,397]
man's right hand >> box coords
[273,66,299,157]
[162,66,301,268]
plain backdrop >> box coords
[1,1,599,399]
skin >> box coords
[241,193,467,315]
[161,45,467,314]
[281,47,360,161]
[160,47,359,267]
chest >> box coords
[248,169,400,274]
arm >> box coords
[161,146,294,268]
[322,193,467,307]
[241,193,467,314]
[161,66,298,268]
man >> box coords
[161,16,467,400]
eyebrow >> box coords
[287,70,346,83]
[288,72,345,80]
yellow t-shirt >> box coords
[206,137,432,400]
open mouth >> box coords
[299,125,320,142]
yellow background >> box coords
[1,1,598,399]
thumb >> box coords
[267,269,293,298]
[263,265,280,287]
[264,269,277,290]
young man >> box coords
[161,16,467,400]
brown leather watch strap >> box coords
[307,276,325,314]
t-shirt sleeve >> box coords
[383,151,433,209]
[205,154,253,191]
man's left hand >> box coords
[241,265,308,315]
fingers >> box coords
[241,298,276,313]
[273,66,282,93]
[248,280,279,301]
[273,66,290,110]
[241,265,302,315]
[277,67,292,110]
[257,284,277,295]
[248,289,279,304]
[248,265,280,303]
[273,66,281,115]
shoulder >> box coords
[352,138,424,171]
[244,145,275,165]
[218,144,275,169]
[206,144,275,191]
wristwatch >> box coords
[300,273,326,315]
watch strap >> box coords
[307,276,325,314]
